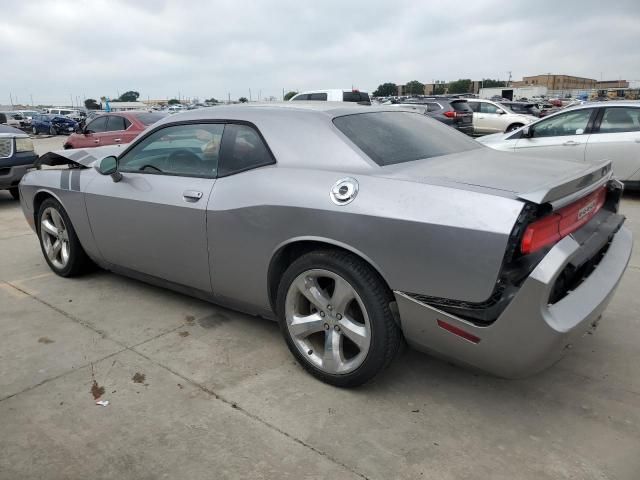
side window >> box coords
[480,102,500,114]
[292,94,309,101]
[0,113,6,123]
[599,107,640,134]
[123,118,131,129]
[119,123,224,178]
[532,109,593,138]
[426,103,440,112]
[218,124,275,177]
[309,93,328,101]
[106,116,126,132]
[468,102,480,113]
[86,116,108,133]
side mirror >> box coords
[522,125,533,137]
[75,126,83,134]
[95,156,122,182]
[496,110,505,115]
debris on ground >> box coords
[38,337,54,344]
[95,400,109,407]
[185,315,195,325]
[91,380,105,400]
[178,331,190,337]
[132,372,146,384]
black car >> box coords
[0,124,38,199]
[398,97,474,135]
[500,102,542,118]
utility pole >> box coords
[9,93,14,108]
[507,71,512,87]
[249,88,252,102]
[259,90,261,102]
[30,94,34,107]
[228,92,231,103]
[282,88,285,101]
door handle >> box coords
[183,190,203,202]
[94,139,100,144]
[563,140,580,146]
[114,138,121,142]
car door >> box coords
[585,106,640,180]
[80,115,109,147]
[100,115,129,146]
[84,122,224,292]
[476,102,506,133]
[512,108,596,162]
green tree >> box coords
[481,79,506,88]
[205,98,218,104]
[447,79,472,94]
[372,83,397,97]
[167,98,180,105]
[283,91,298,101]
[433,84,446,95]
[404,80,425,95]
[118,90,140,102]
[84,98,100,110]
[238,97,248,103]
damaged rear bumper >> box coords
[395,224,633,378]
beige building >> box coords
[513,74,597,90]
[596,80,629,89]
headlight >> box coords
[15,138,34,153]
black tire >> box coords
[9,187,19,200]
[32,126,37,135]
[49,126,56,136]
[276,249,401,387]
[506,123,523,132]
[36,197,92,277]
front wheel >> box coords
[49,126,57,136]
[506,123,523,132]
[32,126,37,135]
[37,198,92,277]
[9,187,19,200]
[277,250,401,387]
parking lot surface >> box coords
[1,137,639,479]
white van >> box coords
[290,89,371,104]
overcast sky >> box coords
[1,0,639,105]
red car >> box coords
[63,111,166,149]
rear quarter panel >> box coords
[207,166,524,312]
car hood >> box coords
[36,144,128,168]
[374,147,612,205]
[475,132,510,144]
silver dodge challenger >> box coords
[19,103,633,387]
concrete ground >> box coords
[1,137,639,479]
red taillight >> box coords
[443,110,457,118]
[520,187,606,255]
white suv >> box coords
[290,89,370,104]
[467,98,536,135]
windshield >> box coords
[333,111,480,166]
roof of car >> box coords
[154,102,403,125]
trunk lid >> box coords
[374,148,612,206]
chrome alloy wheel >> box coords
[40,207,70,270]
[285,269,371,374]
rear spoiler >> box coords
[35,149,102,169]
[517,160,613,208]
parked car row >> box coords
[0,124,37,199]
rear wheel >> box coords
[32,126,37,135]
[9,187,19,200]
[506,123,523,132]
[277,250,401,387]
[49,125,56,136]
[37,198,92,277]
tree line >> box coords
[373,79,506,96]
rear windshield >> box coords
[451,101,472,112]
[342,91,370,103]
[133,112,167,125]
[333,111,480,166]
